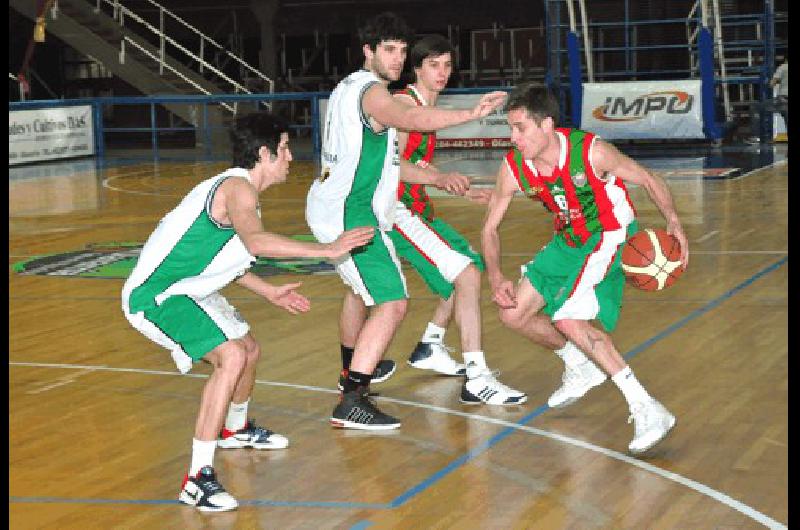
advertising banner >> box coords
[9,105,95,166]
[580,80,705,139]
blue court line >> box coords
[7,257,787,511]
[389,256,787,508]
[349,521,374,530]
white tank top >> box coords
[306,70,400,242]
[122,168,256,312]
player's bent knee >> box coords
[213,342,248,376]
[454,264,480,286]
[498,307,525,330]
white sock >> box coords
[554,341,590,368]
[225,399,249,432]
[611,366,651,407]
[422,322,446,343]
[463,351,488,378]
[189,438,217,477]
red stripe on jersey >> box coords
[583,133,621,231]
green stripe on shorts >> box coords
[143,295,228,360]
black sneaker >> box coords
[337,359,397,390]
[178,466,238,512]
[330,389,401,430]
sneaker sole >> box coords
[178,493,238,512]
[407,359,465,376]
[217,441,289,450]
[459,396,528,406]
[330,418,401,430]
[628,415,677,455]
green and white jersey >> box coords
[122,168,256,313]
[306,69,400,242]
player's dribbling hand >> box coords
[471,91,507,119]
[490,277,517,309]
[435,172,470,196]
[666,220,689,269]
[328,226,375,258]
[267,282,311,314]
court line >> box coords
[7,257,787,527]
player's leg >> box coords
[336,290,396,389]
[554,318,675,454]
[498,276,606,409]
[329,230,407,430]
[217,333,289,450]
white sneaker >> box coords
[407,342,466,376]
[627,399,676,454]
[547,361,607,408]
[179,466,238,512]
[461,369,527,405]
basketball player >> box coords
[306,12,508,430]
[481,83,689,454]
[335,34,526,406]
[122,112,374,511]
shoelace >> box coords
[627,403,646,427]
[561,366,582,386]
[245,420,274,438]
[200,474,225,495]
[478,371,517,395]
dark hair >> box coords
[505,82,560,125]
[229,112,289,169]
[358,12,414,51]
[408,34,454,69]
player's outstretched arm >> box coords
[225,179,375,259]
[593,140,689,268]
[363,84,506,133]
[399,159,469,195]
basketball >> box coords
[621,228,685,291]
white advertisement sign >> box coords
[318,94,511,150]
[9,105,95,166]
[581,80,704,139]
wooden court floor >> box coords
[9,154,788,529]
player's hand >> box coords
[266,282,311,314]
[434,172,470,196]
[490,277,517,309]
[465,187,493,205]
[327,226,375,258]
[470,91,507,119]
[666,220,689,269]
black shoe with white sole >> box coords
[337,359,397,390]
[330,389,401,430]
[178,466,238,512]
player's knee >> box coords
[454,264,480,287]
[498,307,525,330]
[216,343,247,376]
[383,298,408,320]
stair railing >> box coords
[93,0,273,98]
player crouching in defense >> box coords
[122,112,373,511]
[481,83,689,454]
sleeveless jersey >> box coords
[504,128,636,247]
[395,85,436,221]
[306,69,400,240]
[122,168,256,312]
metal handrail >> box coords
[93,0,273,95]
[121,36,235,113]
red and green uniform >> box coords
[395,85,436,221]
[505,128,638,331]
[388,84,485,300]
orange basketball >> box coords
[621,228,685,291]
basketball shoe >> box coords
[217,419,289,450]
[337,359,396,391]
[461,366,527,405]
[627,399,676,454]
[330,388,401,430]
[178,466,238,512]
[407,342,466,376]
[547,361,607,408]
